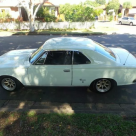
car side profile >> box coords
[118,17,136,26]
[0,37,136,93]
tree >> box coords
[95,0,106,5]
[93,9,103,16]
[123,2,132,16]
[59,3,94,22]
[19,0,47,32]
[84,0,100,7]
[106,0,120,14]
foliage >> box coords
[118,13,122,18]
[123,2,132,9]
[108,15,113,21]
[84,0,100,7]
[59,3,94,22]
[15,17,23,23]
[44,14,57,22]
[106,0,120,14]
[95,0,106,5]
[36,6,57,22]
[0,11,12,23]
[36,6,50,18]
[0,11,11,19]
[93,9,103,16]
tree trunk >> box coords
[29,16,35,32]
[30,20,35,32]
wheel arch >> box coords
[0,75,24,86]
[90,78,117,87]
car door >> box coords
[28,51,72,86]
[123,17,128,24]
[125,17,129,24]
[121,17,127,24]
[72,51,92,86]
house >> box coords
[0,0,59,21]
[119,0,136,18]
[0,0,21,19]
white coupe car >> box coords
[0,37,136,93]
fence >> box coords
[0,21,95,30]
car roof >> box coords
[42,37,96,51]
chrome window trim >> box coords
[33,50,73,65]
[31,49,91,65]
[33,52,48,65]
[73,51,91,65]
[31,51,46,65]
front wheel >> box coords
[91,79,113,93]
[0,76,22,92]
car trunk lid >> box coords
[110,48,136,66]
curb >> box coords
[0,31,107,36]
[12,32,107,36]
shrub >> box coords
[14,17,23,23]
[44,14,57,22]
[0,11,12,22]
[109,15,113,21]
[118,13,122,18]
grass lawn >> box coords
[0,112,136,136]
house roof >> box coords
[36,1,59,7]
[0,0,58,7]
[119,0,136,6]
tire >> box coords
[0,76,23,92]
[119,21,122,25]
[90,78,113,93]
[130,22,133,26]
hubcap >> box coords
[96,79,111,93]
[1,78,16,91]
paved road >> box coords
[0,34,136,104]
[96,21,136,34]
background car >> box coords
[118,17,136,26]
[0,37,136,93]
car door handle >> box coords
[63,69,70,72]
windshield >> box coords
[93,41,116,61]
[30,46,45,64]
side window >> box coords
[122,17,127,20]
[73,51,91,64]
[35,53,47,65]
[45,51,72,65]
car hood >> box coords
[0,49,36,68]
[110,48,136,66]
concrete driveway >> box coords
[0,34,136,114]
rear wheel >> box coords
[119,21,122,25]
[0,76,22,92]
[130,22,133,26]
[91,79,113,93]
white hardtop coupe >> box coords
[0,37,136,93]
